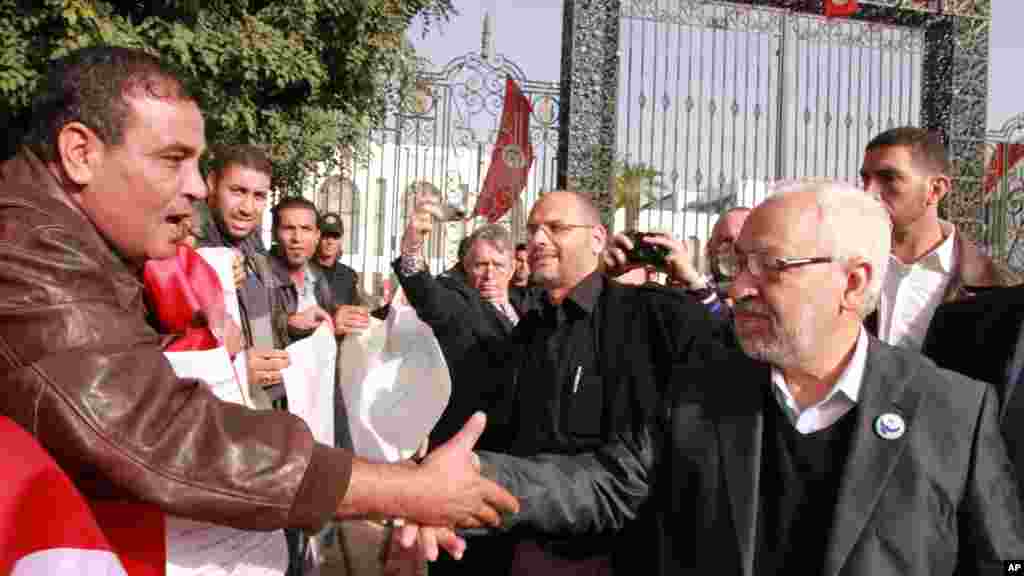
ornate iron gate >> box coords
[615,0,924,244]
[559,0,995,264]
[315,50,559,299]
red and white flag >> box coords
[824,0,858,17]
[0,416,165,575]
[472,77,534,223]
[983,142,1024,196]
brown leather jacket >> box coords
[0,149,352,531]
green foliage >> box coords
[0,0,454,194]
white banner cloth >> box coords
[162,347,287,576]
[338,305,451,462]
[281,323,336,447]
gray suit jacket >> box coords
[481,337,1024,576]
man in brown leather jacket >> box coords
[0,46,515,554]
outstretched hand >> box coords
[410,412,518,529]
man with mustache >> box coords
[268,196,370,347]
[403,180,1024,575]
[0,45,518,572]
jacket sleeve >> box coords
[391,259,473,332]
[0,216,352,532]
[957,382,1024,572]
[476,424,657,537]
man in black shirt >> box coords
[465,191,727,575]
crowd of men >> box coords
[3,45,1024,576]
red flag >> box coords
[143,244,227,352]
[0,416,165,576]
[983,143,1024,196]
[473,78,534,223]
[824,0,858,17]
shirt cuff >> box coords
[398,252,424,276]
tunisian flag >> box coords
[824,0,858,17]
[472,77,534,223]
[983,143,1024,196]
[0,417,165,576]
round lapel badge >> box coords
[874,412,906,440]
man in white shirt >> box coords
[860,126,1016,350]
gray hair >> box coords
[769,179,891,318]
[463,224,513,265]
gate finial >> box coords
[481,11,494,62]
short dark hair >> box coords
[515,242,527,252]
[866,127,950,176]
[209,144,273,181]
[23,46,192,162]
[272,196,319,232]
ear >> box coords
[56,122,103,187]
[841,258,872,316]
[926,174,951,206]
[590,224,608,256]
[205,173,218,205]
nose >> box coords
[239,193,255,216]
[186,166,208,201]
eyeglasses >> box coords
[717,249,834,279]
[525,221,593,238]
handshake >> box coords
[344,412,518,567]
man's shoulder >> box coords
[955,230,1022,288]
[0,170,115,280]
[934,282,1024,323]
[871,338,988,412]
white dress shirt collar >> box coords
[770,327,868,435]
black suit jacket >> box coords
[317,259,362,308]
[393,260,523,446]
[482,338,1024,576]
[922,284,1024,496]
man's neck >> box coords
[891,217,945,264]
[781,322,860,410]
[289,265,306,287]
[546,266,597,305]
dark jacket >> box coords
[193,201,282,351]
[866,232,1019,336]
[477,275,728,575]
[317,259,363,308]
[922,284,1024,499]
[481,339,1024,576]
[0,149,352,531]
[269,250,336,347]
[392,259,524,447]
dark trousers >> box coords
[285,527,307,576]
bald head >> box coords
[531,190,602,226]
[526,190,607,303]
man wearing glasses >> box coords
[428,190,726,575]
[604,206,751,319]
[403,180,1024,575]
